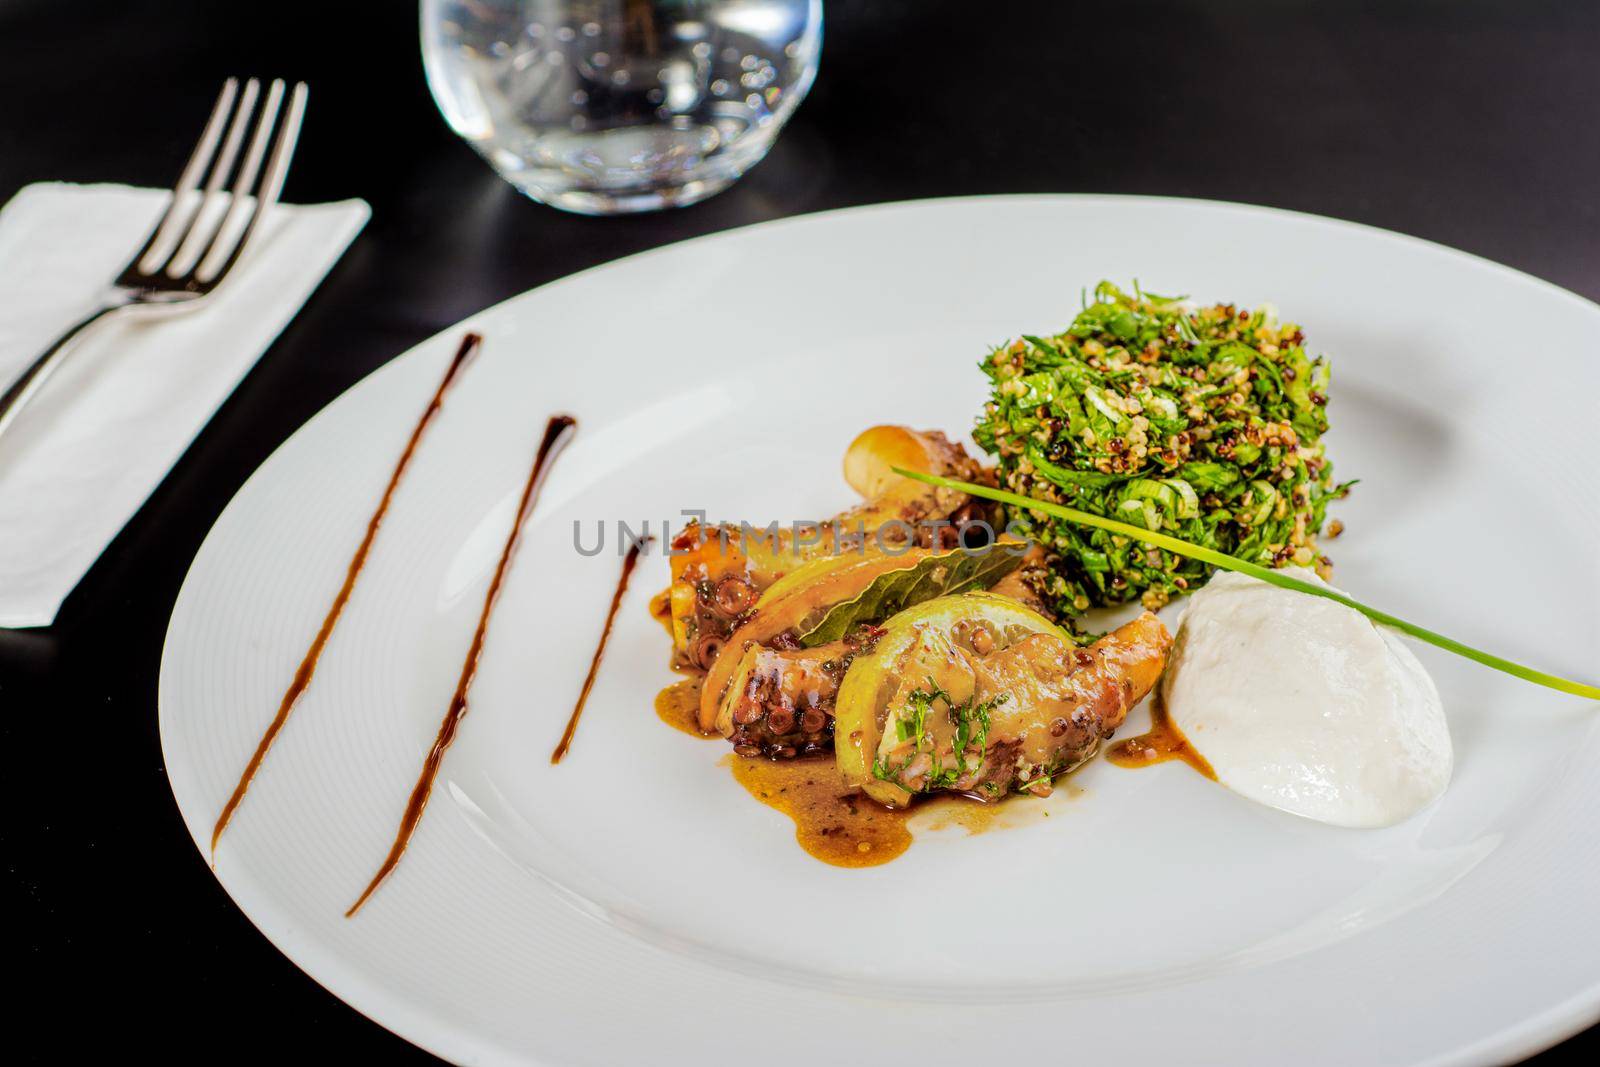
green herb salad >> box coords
[974,281,1353,619]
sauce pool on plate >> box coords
[656,678,717,738]
[723,755,913,868]
[1105,691,1216,780]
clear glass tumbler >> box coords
[421,0,822,214]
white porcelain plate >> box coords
[161,196,1600,1066]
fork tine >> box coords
[131,78,242,276]
[159,78,263,278]
[231,78,287,204]
[198,81,307,285]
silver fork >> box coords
[0,77,308,443]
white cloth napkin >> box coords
[0,183,369,627]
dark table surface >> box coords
[4,0,1596,1062]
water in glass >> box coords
[422,0,822,214]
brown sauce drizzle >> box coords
[1106,691,1216,780]
[210,332,482,857]
[551,537,651,763]
[655,678,717,738]
[347,414,577,916]
[725,755,913,868]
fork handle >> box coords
[0,294,134,445]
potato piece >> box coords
[838,426,988,546]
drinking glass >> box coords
[421,0,823,214]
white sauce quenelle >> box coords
[1162,568,1451,828]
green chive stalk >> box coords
[894,468,1600,701]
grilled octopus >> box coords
[710,588,1170,803]
[655,425,1173,807]
[713,549,1054,757]
[660,426,995,673]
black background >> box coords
[3,0,1596,1062]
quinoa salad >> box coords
[973,281,1353,622]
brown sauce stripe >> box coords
[551,536,652,764]
[346,414,577,917]
[210,332,483,857]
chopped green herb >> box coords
[1013,773,1052,794]
[872,680,1001,790]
